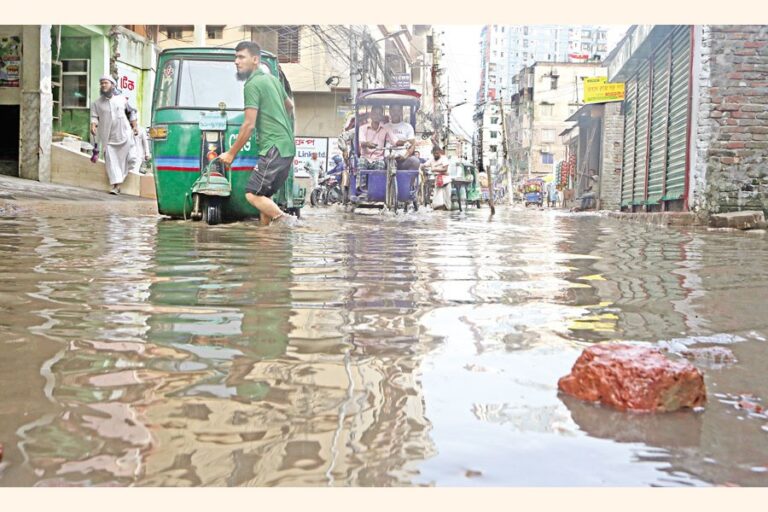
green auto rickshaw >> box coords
[150,47,305,224]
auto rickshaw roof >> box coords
[158,47,278,60]
[357,88,421,107]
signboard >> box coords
[294,136,329,173]
[0,36,21,88]
[116,63,140,112]
[391,73,411,89]
[583,76,625,104]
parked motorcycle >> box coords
[310,173,342,206]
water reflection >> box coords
[1,207,767,486]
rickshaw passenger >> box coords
[384,105,420,170]
[358,106,388,170]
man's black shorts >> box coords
[245,146,294,197]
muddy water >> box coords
[0,204,767,486]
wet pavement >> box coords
[1,194,767,486]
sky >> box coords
[438,24,631,136]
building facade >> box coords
[606,24,768,217]
[507,62,606,182]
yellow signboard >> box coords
[583,76,625,104]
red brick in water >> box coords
[558,344,707,412]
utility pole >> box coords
[497,93,514,205]
[350,30,358,102]
[444,76,450,150]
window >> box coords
[490,131,498,139]
[542,152,554,164]
[541,129,555,142]
[62,59,89,108]
[490,116,499,124]
[581,42,591,51]
[277,26,300,63]
[523,26,528,36]
[206,25,224,39]
[490,145,498,153]
[551,76,558,89]
[540,103,553,116]
[582,30,592,39]
[155,60,179,109]
[162,25,193,40]
[177,59,250,109]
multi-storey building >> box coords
[475,25,610,179]
[507,61,606,181]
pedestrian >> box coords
[219,41,296,226]
[90,75,139,194]
[305,151,324,189]
[130,124,151,175]
[547,181,558,208]
[421,147,451,210]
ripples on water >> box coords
[0,205,767,486]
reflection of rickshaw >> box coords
[523,177,544,207]
[150,47,305,225]
[348,89,421,213]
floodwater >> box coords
[0,202,767,487]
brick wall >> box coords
[698,25,768,216]
[598,101,624,210]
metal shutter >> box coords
[621,78,637,208]
[664,26,692,201]
[633,60,651,206]
[647,41,671,205]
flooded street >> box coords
[1,203,767,486]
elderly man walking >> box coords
[90,75,139,194]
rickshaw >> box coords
[348,89,421,213]
[523,177,545,207]
[150,47,306,225]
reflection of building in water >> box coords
[11,215,159,485]
[134,222,434,485]
[13,218,435,485]
[555,218,706,343]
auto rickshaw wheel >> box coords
[203,196,222,225]
[476,200,481,208]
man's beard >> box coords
[236,70,252,81]
[100,88,114,98]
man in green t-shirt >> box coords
[220,41,296,226]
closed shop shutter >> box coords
[633,60,651,206]
[620,78,637,208]
[664,26,692,201]
[647,41,671,205]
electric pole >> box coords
[350,30,358,102]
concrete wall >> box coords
[294,91,348,138]
[50,143,155,198]
[20,25,52,183]
[114,26,157,128]
[695,25,768,216]
[598,101,624,210]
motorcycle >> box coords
[310,173,342,206]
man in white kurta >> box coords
[90,75,138,194]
